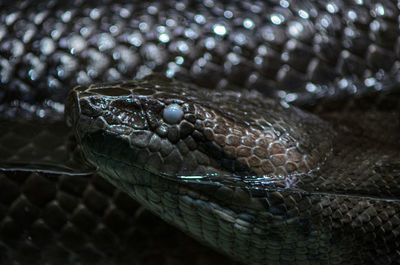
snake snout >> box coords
[65,86,82,128]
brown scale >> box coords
[193,102,317,177]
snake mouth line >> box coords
[84,141,400,203]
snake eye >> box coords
[163,104,184,124]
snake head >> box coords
[65,75,335,189]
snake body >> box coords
[66,76,400,265]
[0,0,400,264]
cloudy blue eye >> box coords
[163,104,184,124]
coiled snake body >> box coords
[0,1,399,265]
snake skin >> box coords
[0,0,400,264]
[66,77,400,265]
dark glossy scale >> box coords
[66,76,400,265]
[1,0,400,112]
[0,0,400,265]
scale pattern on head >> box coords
[66,75,335,186]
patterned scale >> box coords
[0,0,399,264]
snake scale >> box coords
[0,0,399,265]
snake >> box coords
[0,1,399,265]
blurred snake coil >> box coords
[0,1,400,265]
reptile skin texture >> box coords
[67,77,400,265]
[0,0,399,264]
